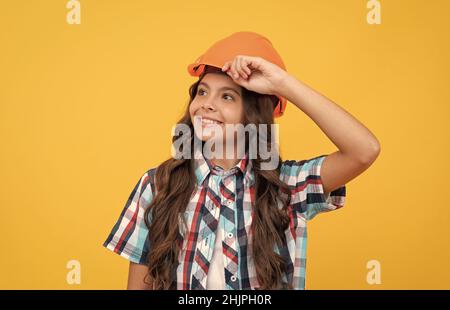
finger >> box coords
[242,58,252,76]
[224,61,233,77]
[222,61,230,72]
[231,59,239,80]
[236,57,248,79]
[225,64,234,79]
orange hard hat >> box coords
[187,31,288,118]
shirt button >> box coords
[224,200,231,206]
[230,275,237,282]
[227,232,233,239]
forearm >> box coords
[277,74,380,163]
[127,262,154,290]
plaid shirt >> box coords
[103,147,346,290]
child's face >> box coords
[189,72,245,142]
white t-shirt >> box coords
[206,230,225,289]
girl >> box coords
[103,31,380,290]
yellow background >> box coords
[1,0,449,289]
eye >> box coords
[196,88,234,101]
[223,93,234,101]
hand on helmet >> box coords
[221,55,289,97]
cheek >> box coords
[223,102,244,123]
[189,99,200,115]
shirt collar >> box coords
[193,145,254,186]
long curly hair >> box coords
[143,67,293,289]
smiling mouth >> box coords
[195,116,223,126]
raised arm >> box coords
[277,74,381,194]
[221,55,381,194]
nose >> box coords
[201,97,216,112]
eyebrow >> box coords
[198,82,241,97]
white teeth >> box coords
[203,119,219,124]
[197,116,221,125]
